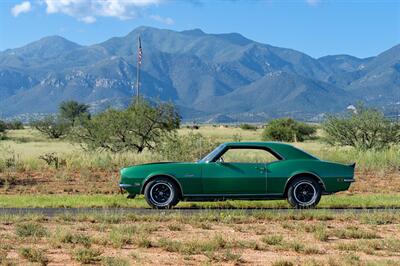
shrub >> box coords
[6,120,24,130]
[157,132,218,161]
[30,115,70,139]
[0,120,6,140]
[323,104,400,150]
[72,99,180,153]
[39,152,66,169]
[239,123,257,131]
[262,118,316,142]
[0,120,6,133]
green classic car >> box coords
[120,142,355,209]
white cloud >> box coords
[44,0,162,23]
[150,14,174,25]
[80,16,96,23]
[11,1,32,17]
[306,0,320,6]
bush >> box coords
[0,120,6,140]
[262,118,316,142]
[157,132,218,161]
[31,115,70,139]
[72,99,180,153]
[323,105,400,150]
[6,120,24,130]
[239,124,257,131]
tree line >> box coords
[1,100,399,153]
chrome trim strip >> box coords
[343,179,356,183]
[119,183,139,188]
[184,193,282,197]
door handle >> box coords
[255,166,266,171]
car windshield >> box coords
[198,144,225,163]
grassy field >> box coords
[0,126,399,198]
[2,127,400,171]
[1,210,400,265]
[1,126,400,265]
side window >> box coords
[220,148,280,163]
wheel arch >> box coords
[141,174,183,198]
[284,172,326,197]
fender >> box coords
[284,170,327,192]
[140,172,184,195]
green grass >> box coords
[15,223,48,238]
[58,231,93,247]
[19,247,48,265]
[0,193,399,208]
[261,235,283,245]
[72,247,102,264]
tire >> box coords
[144,177,180,209]
[287,176,321,209]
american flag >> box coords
[138,37,142,65]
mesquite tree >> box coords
[323,105,400,150]
[72,100,180,153]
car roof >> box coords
[222,142,318,160]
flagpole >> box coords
[136,36,141,104]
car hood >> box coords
[121,161,199,179]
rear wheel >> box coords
[144,177,180,209]
[287,177,321,208]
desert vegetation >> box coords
[262,118,316,142]
[0,101,399,197]
[1,100,399,264]
[0,211,400,265]
[323,104,400,150]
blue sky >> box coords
[0,0,399,58]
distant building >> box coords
[346,104,357,113]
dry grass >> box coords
[0,211,399,265]
[1,127,399,196]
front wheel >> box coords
[287,177,321,208]
[144,177,180,209]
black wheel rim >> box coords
[293,182,316,205]
[150,183,172,205]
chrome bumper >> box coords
[119,183,137,188]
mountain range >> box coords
[0,26,399,122]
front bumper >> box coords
[119,183,140,188]
[119,183,141,195]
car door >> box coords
[201,161,267,194]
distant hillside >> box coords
[0,26,399,122]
